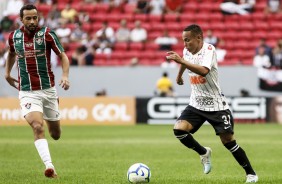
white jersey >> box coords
[183,42,229,111]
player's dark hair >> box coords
[20,4,37,18]
[183,24,203,38]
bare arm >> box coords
[167,51,209,77]
[5,50,18,89]
[58,52,70,90]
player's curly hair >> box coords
[20,4,37,18]
[183,24,203,38]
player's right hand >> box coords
[176,76,184,85]
[5,75,18,89]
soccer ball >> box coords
[127,163,151,183]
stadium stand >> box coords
[1,0,281,66]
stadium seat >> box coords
[134,14,148,22]
[128,42,144,51]
[163,14,179,22]
[93,3,110,13]
[144,42,159,51]
[148,15,163,23]
[114,42,129,51]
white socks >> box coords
[34,139,53,168]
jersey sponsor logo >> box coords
[195,97,214,107]
[189,75,206,84]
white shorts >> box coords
[19,87,60,121]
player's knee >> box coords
[31,122,44,135]
[173,129,188,140]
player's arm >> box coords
[58,52,70,90]
[167,51,209,77]
[5,49,18,89]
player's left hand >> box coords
[166,51,182,64]
[59,76,70,90]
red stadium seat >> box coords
[93,3,110,13]
[148,15,163,23]
[114,42,129,51]
[144,42,159,51]
[128,42,144,51]
[134,14,148,22]
[163,14,179,22]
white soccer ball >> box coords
[127,163,151,183]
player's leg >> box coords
[208,109,258,182]
[220,133,258,182]
[24,111,57,178]
[173,120,207,155]
[45,120,61,140]
[41,87,61,178]
[173,105,211,174]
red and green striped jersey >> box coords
[8,26,64,91]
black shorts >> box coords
[177,105,234,135]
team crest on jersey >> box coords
[35,37,43,45]
[25,103,31,109]
[15,32,22,38]
[37,31,44,36]
[208,45,212,50]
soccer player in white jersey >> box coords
[166,24,258,183]
[5,4,70,178]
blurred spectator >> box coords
[253,46,271,68]
[215,41,227,63]
[70,23,88,43]
[55,23,71,45]
[129,57,139,66]
[0,15,14,32]
[109,0,127,12]
[155,72,174,97]
[264,0,282,14]
[95,31,114,54]
[61,4,78,23]
[71,45,94,66]
[272,39,282,68]
[204,30,218,46]
[165,0,183,14]
[96,89,107,96]
[134,0,151,14]
[115,19,131,42]
[255,38,273,63]
[96,21,115,43]
[149,0,166,15]
[154,29,178,50]
[240,89,250,97]
[130,20,147,42]
[220,0,256,15]
[2,0,23,17]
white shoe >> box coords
[200,147,212,174]
[246,174,258,183]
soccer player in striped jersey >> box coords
[166,24,258,183]
[5,4,70,178]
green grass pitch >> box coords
[0,124,281,184]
